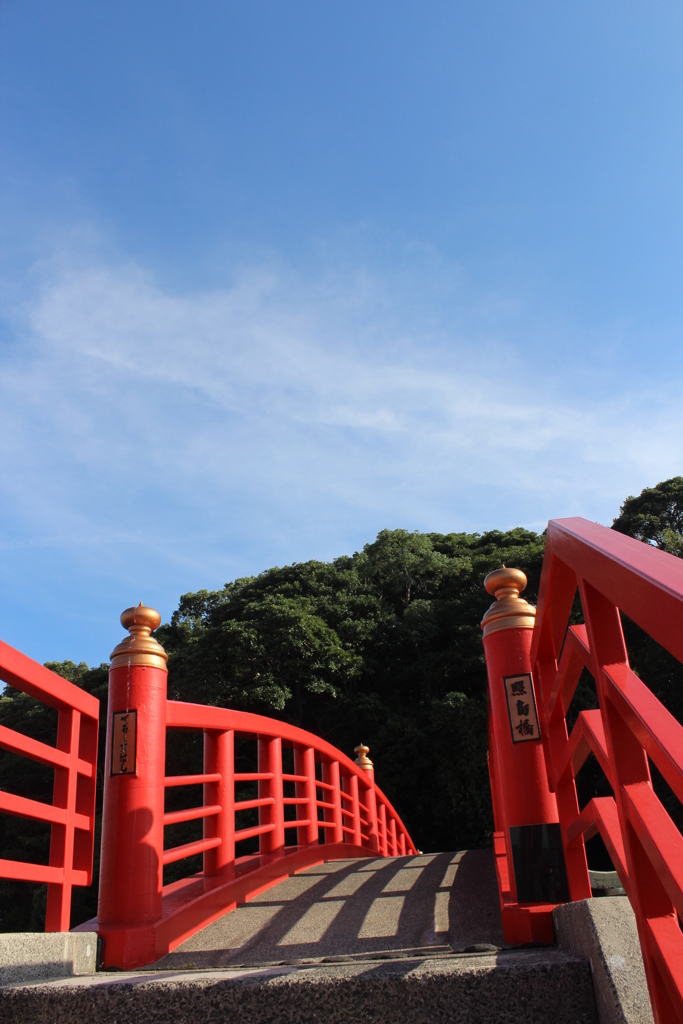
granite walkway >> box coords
[150,849,506,970]
[2,851,603,1024]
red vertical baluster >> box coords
[295,745,318,847]
[348,772,362,846]
[45,708,80,931]
[398,830,406,856]
[378,801,388,856]
[340,773,352,845]
[365,784,379,853]
[322,760,343,845]
[389,816,398,856]
[72,711,99,896]
[258,735,285,856]
[204,729,235,877]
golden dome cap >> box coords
[354,743,374,771]
[481,567,536,638]
[110,603,168,670]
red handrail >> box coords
[530,517,683,1024]
[162,700,413,875]
[85,604,416,971]
[0,640,99,931]
[89,702,414,969]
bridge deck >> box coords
[3,851,607,1023]
[150,849,505,971]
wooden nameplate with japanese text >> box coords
[111,709,137,775]
[503,673,540,743]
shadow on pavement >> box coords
[150,848,505,970]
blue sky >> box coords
[2,1,683,666]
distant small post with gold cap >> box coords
[354,743,374,773]
[354,743,380,852]
[97,603,168,968]
[481,568,566,946]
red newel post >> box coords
[482,568,564,945]
[97,604,168,967]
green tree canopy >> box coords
[612,475,683,556]
[15,482,683,931]
[154,526,546,853]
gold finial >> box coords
[110,602,168,670]
[481,567,536,638]
[354,743,374,771]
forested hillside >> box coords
[2,477,683,930]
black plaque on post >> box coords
[509,823,569,904]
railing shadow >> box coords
[149,849,504,971]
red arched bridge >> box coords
[1,517,683,1023]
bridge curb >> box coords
[1,948,598,1024]
[0,932,99,985]
[553,897,653,1024]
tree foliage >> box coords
[149,528,546,861]
[156,526,545,856]
[6,477,683,931]
[612,475,683,556]
[0,526,545,929]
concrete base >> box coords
[0,932,98,984]
[553,898,653,1024]
[1,947,598,1024]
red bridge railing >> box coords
[483,518,683,1024]
[0,640,99,931]
[79,604,415,970]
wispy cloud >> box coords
[2,231,682,661]
[1,234,682,626]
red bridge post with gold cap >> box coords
[353,743,380,853]
[482,567,569,944]
[97,603,169,969]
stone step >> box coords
[2,946,598,1024]
[9,852,660,1022]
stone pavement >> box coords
[2,948,598,1024]
[151,849,506,970]
[6,850,639,1023]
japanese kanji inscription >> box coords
[503,673,540,743]
[111,709,137,775]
